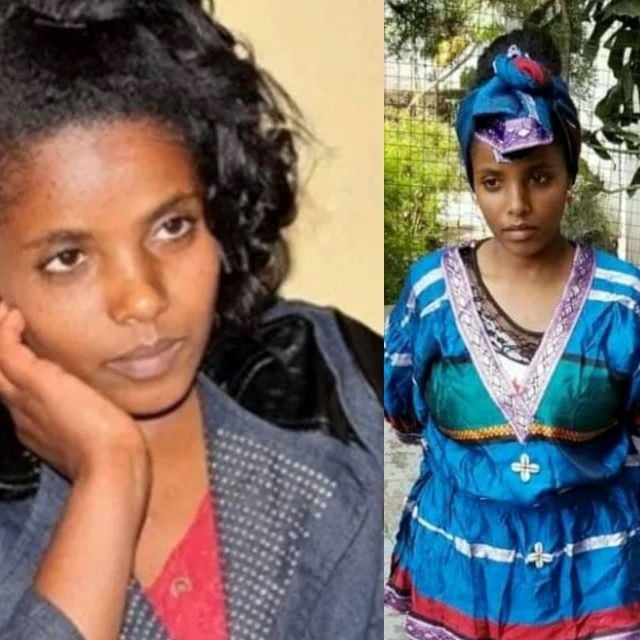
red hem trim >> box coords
[388,565,640,640]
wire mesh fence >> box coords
[384,0,640,303]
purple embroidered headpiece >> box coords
[456,44,581,182]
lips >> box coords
[503,224,537,232]
[106,338,184,381]
[113,338,180,361]
[502,224,539,241]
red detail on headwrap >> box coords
[513,57,549,86]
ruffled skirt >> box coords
[386,463,640,640]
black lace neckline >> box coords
[460,243,543,366]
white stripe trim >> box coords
[563,529,639,557]
[413,506,640,565]
[415,267,444,295]
[389,352,412,367]
[408,267,444,309]
[400,268,445,326]
[595,267,640,295]
[419,294,447,318]
[413,507,516,563]
[589,290,640,316]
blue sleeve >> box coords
[384,269,424,444]
[0,588,84,640]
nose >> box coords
[507,181,532,218]
[106,254,169,326]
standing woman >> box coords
[385,29,640,640]
[0,1,383,639]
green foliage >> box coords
[385,0,503,61]
[459,66,478,91]
[581,1,640,169]
[562,160,617,251]
[384,116,461,303]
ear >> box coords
[566,190,573,206]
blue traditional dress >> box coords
[384,242,640,639]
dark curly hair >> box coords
[0,0,303,498]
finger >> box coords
[0,303,19,397]
[0,366,17,399]
[2,307,26,340]
[12,410,40,453]
[0,308,39,387]
[0,299,9,323]
[11,407,37,435]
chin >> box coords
[506,242,545,257]
[104,369,197,419]
[497,235,557,258]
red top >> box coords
[145,493,228,640]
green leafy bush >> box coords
[384,115,462,303]
[562,159,617,252]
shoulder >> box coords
[593,247,640,281]
[202,299,382,446]
[398,248,448,314]
[268,299,382,400]
[406,248,446,286]
[590,247,640,305]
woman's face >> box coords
[0,119,220,417]
[471,139,571,256]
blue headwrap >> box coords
[455,45,581,185]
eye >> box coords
[531,171,551,185]
[41,249,86,274]
[153,215,197,241]
[481,176,500,190]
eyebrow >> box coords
[21,191,202,250]
[475,161,556,176]
[475,166,503,175]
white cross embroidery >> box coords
[510,453,540,483]
[526,542,554,569]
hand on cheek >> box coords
[0,300,150,483]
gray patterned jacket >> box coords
[0,301,383,640]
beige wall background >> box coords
[215,0,383,331]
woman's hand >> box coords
[0,301,149,483]
[0,301,153,640]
